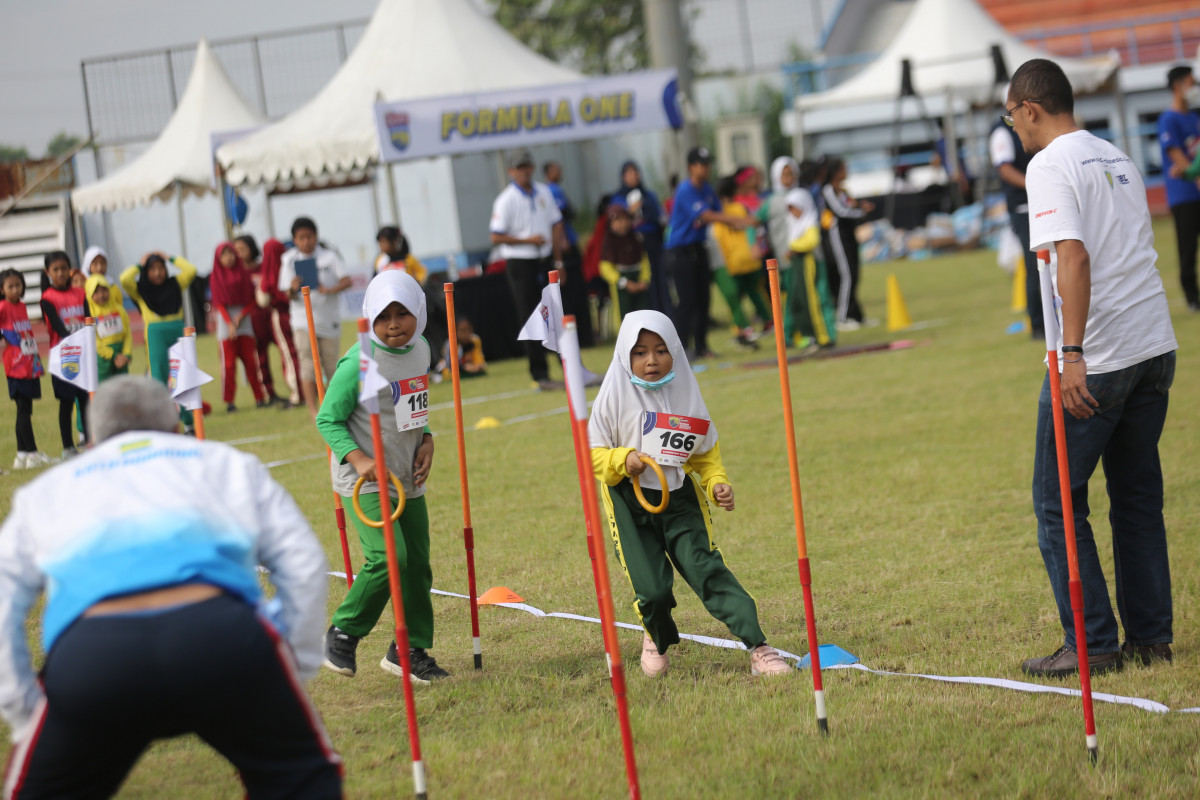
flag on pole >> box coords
[519,280,600,384]
[47,328,98,393]
[168,337,213,411]
[357,335,389,414]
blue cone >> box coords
[797,643,858,669]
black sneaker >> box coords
[323,625,359,677]
[380,642,449,683]
[226,403,238,413]
[1121,641,1173,666]
[256,399,270,409]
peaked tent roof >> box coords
[795,0,1120,110]
[217,0,583,187]
[72,39,267,213]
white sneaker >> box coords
[12,452,28,470]
[750,644,793,677]
[641,634,668,677]
[835,319,861,332]
[28,452,60,468]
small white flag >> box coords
[168,336,213,411]
[518,281,600,384]
[48,327,98,393]
[356,332,389,415]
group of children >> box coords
[315,269,791,681]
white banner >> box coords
[168,336,213,411]
[48,328,97,394]
[374,69,681,163]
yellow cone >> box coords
[1010,257,1027,313]
[474,416,502,430]
[886,274,912,332]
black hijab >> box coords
[137,254,183,316]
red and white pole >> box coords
[560,315,641,800]
[1036,250,1099,763]
[443,283,483,669]
[765,259,829,735]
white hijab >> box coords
[588,310,717,491]
[362,270,426,348]
[771,156,799,194]
[82,246,108,274]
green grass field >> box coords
[1,218,1197,798]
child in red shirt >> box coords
[40,251,89,457]
[210,242,268,412]
[0,269,53,470]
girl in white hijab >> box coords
[588,310,791,678]
[314,270,449,684]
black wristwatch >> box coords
[1061,346,1083,354]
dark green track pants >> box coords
[600,476,765,653]
[332,493,433,649]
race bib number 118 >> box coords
[394,374,429,432]
[641,411,710,467]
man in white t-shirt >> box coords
[1007,59,1178,678]
[489,148,565,390]
[277,216,351,416]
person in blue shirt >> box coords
[613,161,669,314]
[1158,64,1200,311]
[664,146,749,358]
[544,161,594,346]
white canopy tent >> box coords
[72,39,266,213]
[217,0,583,188]
[794,0,1120,111]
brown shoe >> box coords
[1121,641,1173,666]
[1021,645,1122,678]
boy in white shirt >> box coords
[1006,58,1178,678]
[277,217,351,416]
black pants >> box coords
[824,223,864,324]
[665,243,712,354]
[13,395,35,453]
[49,376,87,449]
[1170,199,1200,307]
[6,595,342,799]
[505,257,552,381]
[1009,208,1044,334]
[560,243,594,347]
[641,228,670,315]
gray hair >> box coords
[88,376,180,443]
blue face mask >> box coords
[629,371,676,391]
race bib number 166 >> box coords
[641,411,710,467]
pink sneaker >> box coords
[641,634,668,677]
[750,645,792,677]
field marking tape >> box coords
[326,575,1199,715]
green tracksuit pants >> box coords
[600,476,765,654]
[146,319,193,427]
[332,493,433,649]
[787,251,836,347]
[713,268,771,330]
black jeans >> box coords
[1032,351,1175,654]
[505,257,552,381]
[1170,199,1200,307]
[7,595,342,799]
[665,243,712,354]
[13,394,35,452]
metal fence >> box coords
[80,20,368,148]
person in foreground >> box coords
[1007,59,1178,678]
[316,271,448,683]
[0,377,341,798]
[588,310,792,678]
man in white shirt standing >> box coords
[277,216,352,416]
[490,149,565,390]
[1007,59,1178,678]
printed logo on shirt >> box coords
[1035,208,1057,218]
[1116,174,1130,185]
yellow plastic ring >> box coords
[631,457,670,514]
[352,473,406,528]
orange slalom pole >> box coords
[303,287,354,589]
[183,326,206,441]
[443,283,484,669]
[1037,250,1098,763]
[765,259,828,735]
[560,315,641,800]
[358,318,428,799]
